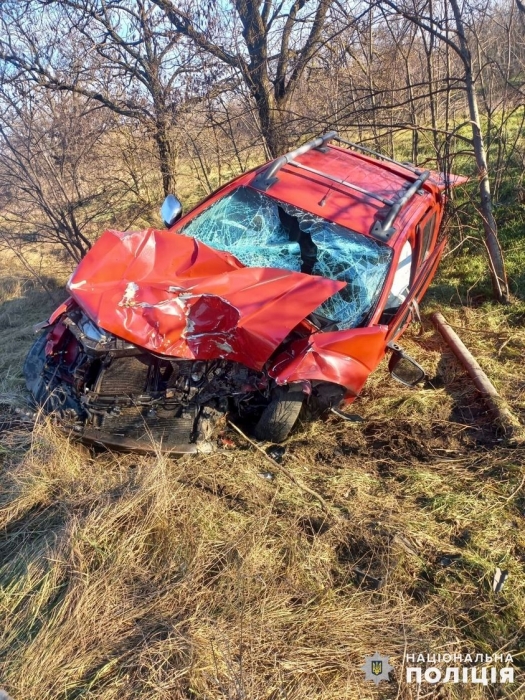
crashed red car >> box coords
[24,131,464,452]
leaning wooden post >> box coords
[431,312,523,440]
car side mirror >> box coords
[160,194,183,228]
[387,342,426,386]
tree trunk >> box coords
[250,75,289,157]
[449,0,510,301]
[465,73,509,301]
[154,115,176,196]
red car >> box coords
[24,132,464,452]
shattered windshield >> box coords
[180,187,392,329]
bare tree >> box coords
[0,0,198,195]
[379,0,510,303]
[150,0,347,156]
[0,84,147,261]
[0,0,521,303]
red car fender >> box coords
[270,325,388,400]
[48,297,76,325]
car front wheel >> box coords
[253,385,304,443]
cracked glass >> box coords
[180,187,393,329]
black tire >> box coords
[23,331,49,404]
[23,329,84,417]
[253,386,304,443]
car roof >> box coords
[245,142,439,247]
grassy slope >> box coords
[0,197,524,699]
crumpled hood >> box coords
[67,228,345,370]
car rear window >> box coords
[180,186,392,329]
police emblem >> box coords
[372,660,383,675]
[361,653,393,685]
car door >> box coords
[385,237,446,343]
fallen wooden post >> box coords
[431,311,523,440]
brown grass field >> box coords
[0,243,524,699]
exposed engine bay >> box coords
[25,308,266,452]
[24,307,343,453]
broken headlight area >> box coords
[24,309,271,453]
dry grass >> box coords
[0,250,524,699]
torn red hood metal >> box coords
[67,228,345,370]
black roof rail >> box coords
[252,131,337,191]
[370,170,431,242]
[328,135,432,240]
[251,130,432,242]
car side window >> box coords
[418,212,437,263]
[386,240,413,309]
